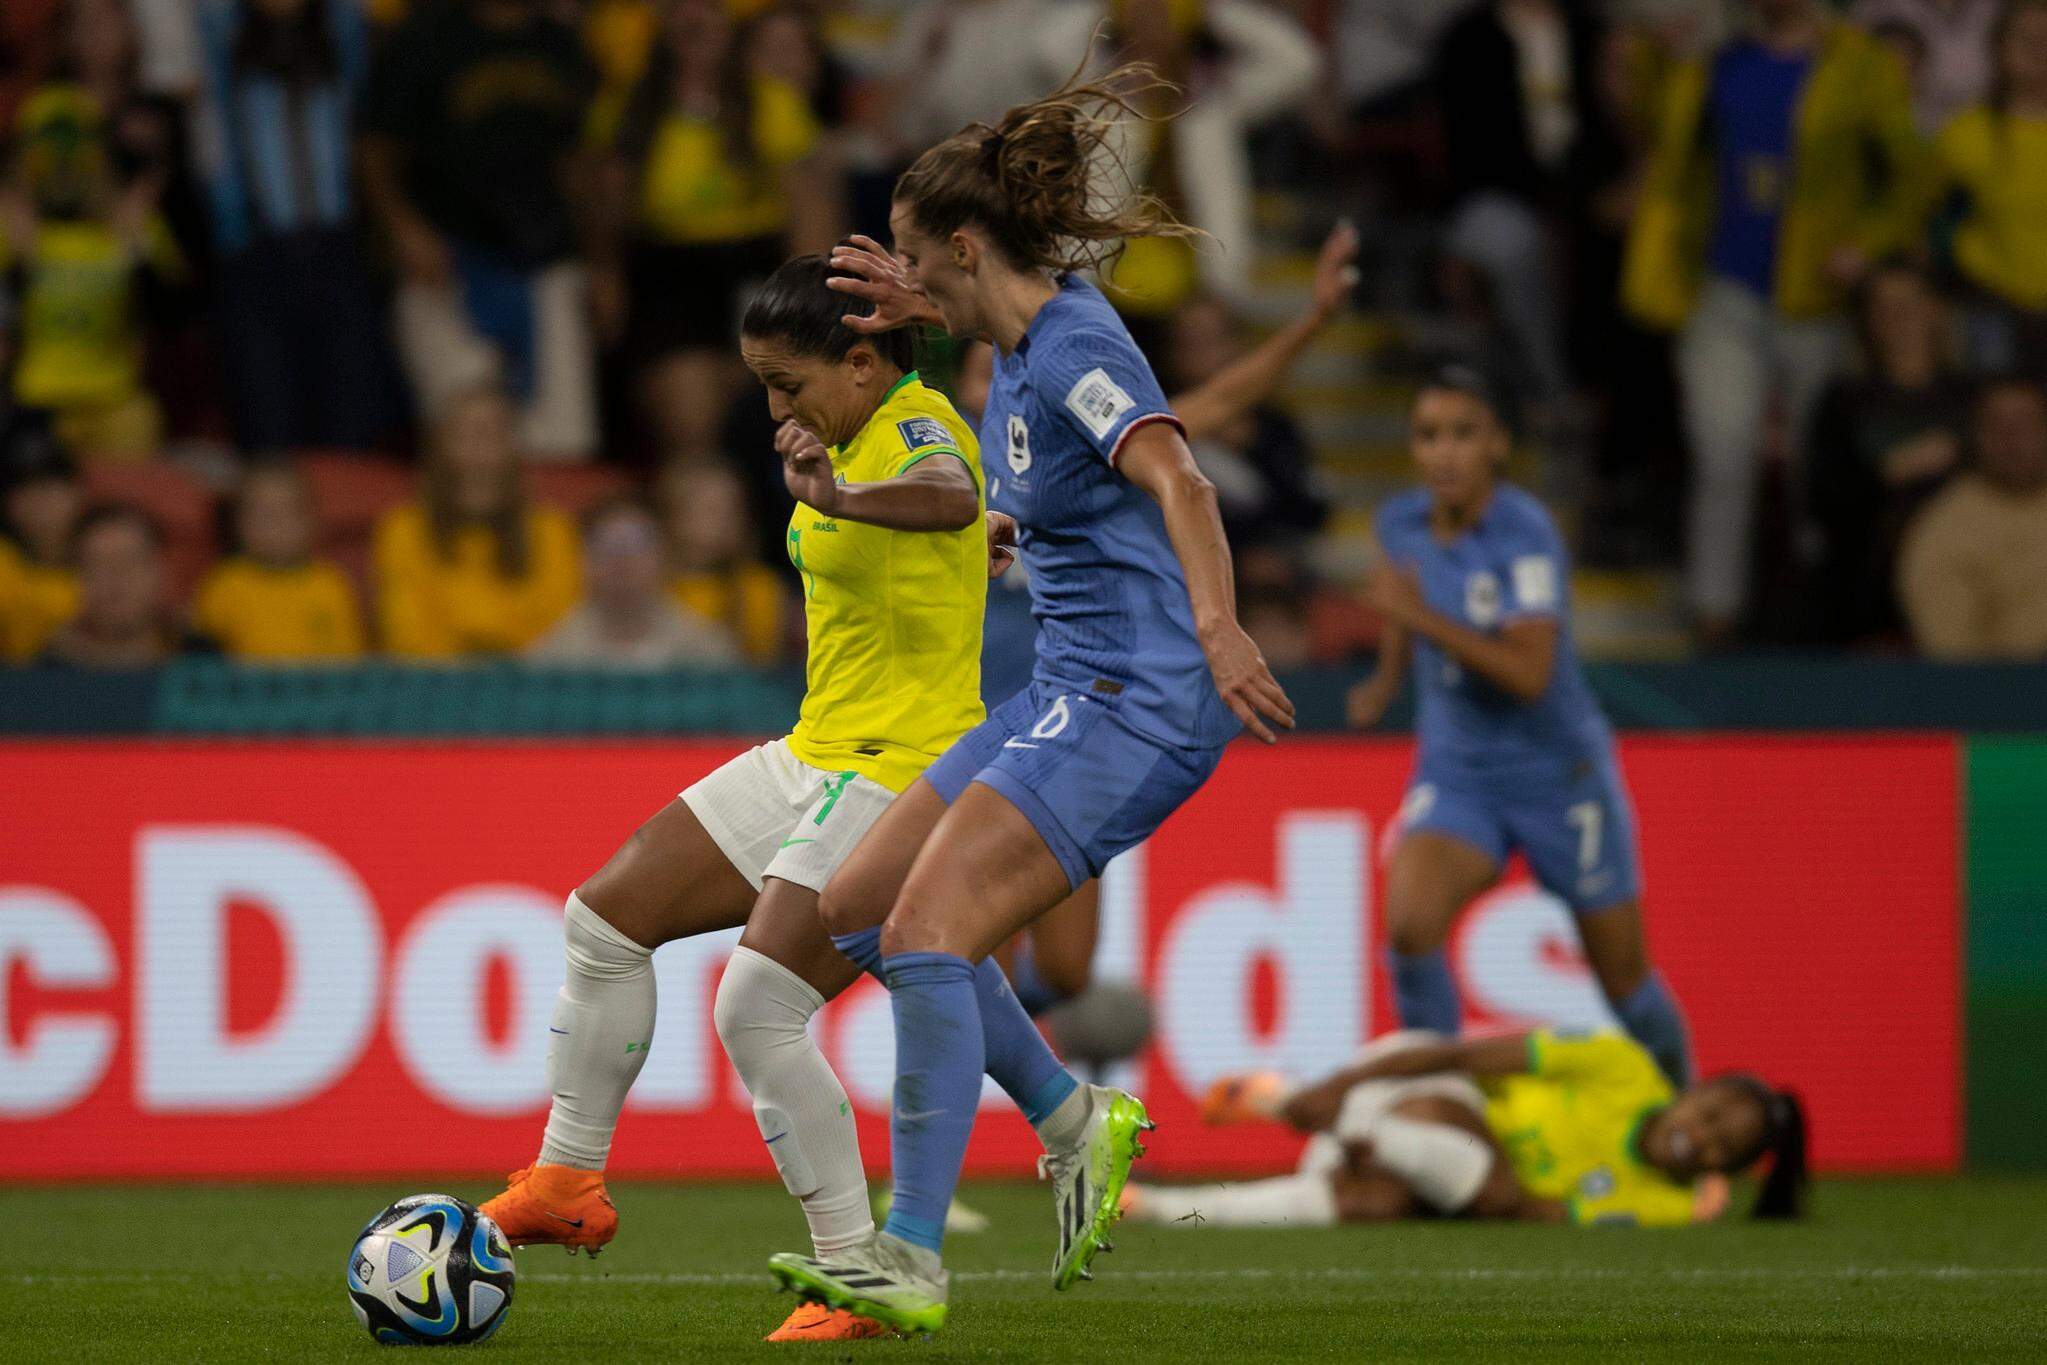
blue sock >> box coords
[878,952,982,1254]
[975,959,1078,1125]
[832,925,883,979]
[1388,949,1461,1035]
[1007,939,1068,1017]
[839,927,1077,1126]
[1612,971,1694,1089]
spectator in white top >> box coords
[1851,0,1999,131]
[528,495,741,669]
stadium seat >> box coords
[80,461,218,598]
[529,463,633,519]
[298,451,416,593]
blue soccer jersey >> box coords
[1375,484,1613,777]
[980,275,1240,750]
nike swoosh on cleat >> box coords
[548,1028,570,1035]
[546,1213,585,1228]
[778,837,817,848]
[764,1132,789,1144]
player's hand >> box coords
[1345,675,1394,729]
[827,235,937,333]
[1200,620,1295,744]
[986,509,1018,578]
[1279,1077,1348,1133]
[776,420,840,513]
[1366,562,1426,628]
[1310,218,1361,321]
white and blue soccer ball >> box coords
[346,1194,515,1346]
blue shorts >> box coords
[924,681,1227,890]
[1399,755,1642,913]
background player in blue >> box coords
[1348,368,1695,1091]
[764,66,1295,1335]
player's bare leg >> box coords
[484,801,755,1254]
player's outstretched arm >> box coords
[1280,1034,1534,1133]
[825,235,943,333]
[1118,422,1296,744]
[776,420,979,532]
[1368,562,1557,701]
[1172,220,1359,441]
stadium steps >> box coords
[1245,234,1688,660]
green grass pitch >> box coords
[6,1178,2047,1360]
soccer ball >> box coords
[346,1194,515,1346]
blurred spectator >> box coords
[1933,0,2047,375]
[586,0,838,465]
[1622,0,1931,640]
[190,0,398,451]
[878,0,1097,154]
[0,84,184,459]
[1096,0,1319,318]
[194,459,365,659]
[1236,541,1376,665]
[359,0,599,459]
[1329,0,1480,115]
[528,493,740,667]
[1432,0,1623,407]
[659,458,787,665]
[373,385,581,658]
[1898,376,2047,658]
[53,0,204,257]
[1808,260,1967,645]
[39,501,210,666]
[0,415,79,658]
[1851,0,1998,132]
[1165,295,1328,548]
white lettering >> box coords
[0,887,115,1117]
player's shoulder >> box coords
[878,376,975,450]
[1029,277,1145,369]
[1485,484,1566,548]
[1375,487,1432,541]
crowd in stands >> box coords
[1,0,2045,676]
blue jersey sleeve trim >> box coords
[1105,411,1185,468]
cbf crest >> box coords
[1006,414,1032,474]
[1464,571,1502,627]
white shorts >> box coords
[680,739,897,894]
[1297,1030,1489,1177]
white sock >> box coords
[1132,1175,1337,1228]
[1369,1115,1493,1212]
[1033,1083,1094,1151]
[538,893,655,1170]
[714,946,874,1257]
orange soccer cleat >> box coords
[1200,1071,1289,1127]
[764,1301,893,1342]
[479,1164,618,1255]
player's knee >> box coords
[713,948,811,1054]
[1384,906,1449,957]
[815,875,869,940]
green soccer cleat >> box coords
[767,1234,948,1337]
[1040,1085,1155,1291]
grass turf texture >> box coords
[6,1178,2047,1360]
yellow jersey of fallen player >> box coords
[1481,1028,1697,1227]
[784,371,986,792]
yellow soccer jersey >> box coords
[784,373,985,792]
[195,557,367,661]
[1482,1029,1697,1227]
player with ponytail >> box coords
[767,66,1293,1335]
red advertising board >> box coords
[0,736,1958,1179]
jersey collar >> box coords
[834,371,922,456]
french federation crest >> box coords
[1465,571,1502,627]
[1006,414,1032,474]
